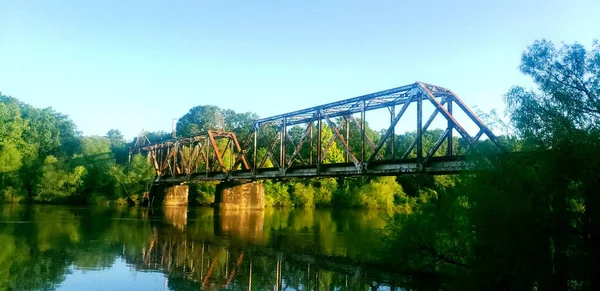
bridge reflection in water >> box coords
[129,207,401,290]
[0,205,414,290]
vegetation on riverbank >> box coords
[382,39,600,290]
[2,39,595,216]
[0,39,599,289]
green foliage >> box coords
[505,39,600,149]
[314,178,337,207]
[81,136,111,156]
[496,39,600,289]
[189,182,217,205]
[290,181,314,207]
[380,39,600,290]
[319,125,345,163]
[0,143,22,174]
[2,187,24,203]
[106,129,128,164]
[110,154,154,203]
[263,180,293,207]
[0,101,27,174]
[176,105,257,137]
[35,156,86,202]
[177,105,223,136]
[335,177,403,210]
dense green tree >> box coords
[110,154,154,204]
[76,136,118,201]
[177,105,258,137]
[176,105,223,136]
[106,129,128,163]
[496,39,600,290]
[0,102,27,174]
[142,130,172,144]
[35,156,86,202]
[506,40,600,148]
[290,181,315,207]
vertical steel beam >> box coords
[361,100,366,162]
[367,96,413,163]
[172,144,177,175]
[390,105,395,160]
[229,138,233,171]
[447,100,453,156]
[348,115,384,160]
[309,122,313,165]
[316,111,322,173]
[345,117,350,163]
[416,93,423,162]
[280,118,287,169]
[253,125,258,173]
[205,138,209,178]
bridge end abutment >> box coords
[216,181,264,210]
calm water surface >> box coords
[0,205,400,290]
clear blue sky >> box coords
[1,0,598,139]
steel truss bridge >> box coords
[131,82,503,183]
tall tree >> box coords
[177,105,258,137]
[106,129,128,163]
[470,39,600,289]
[0,102,26,174]
[505,39,600,148]
[176,105,224,136]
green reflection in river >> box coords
[0,205,410,290]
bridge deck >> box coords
[156,157,471,183]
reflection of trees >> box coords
[0,205,76,290]
[0,204,409,290]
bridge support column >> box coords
[216,181,264,210]
[161,185,189,206]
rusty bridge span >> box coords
[132,82,503,184]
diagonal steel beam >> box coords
[287,121,313,168]
[465,129,485,154]
[208,131,228,173]
[286,130,306,166]
[178,146,188,175]
[401,98,448,159]
[319,117,344,163]
[422,127,451,165]
[232,132,253,171]
[258,127,280,168]
[230,132,250,170]
[148,147,161,176]
[418,82,473,143]
[367,93,414,163]
[445,88,505,151]
[321,112,360,167]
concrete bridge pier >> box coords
[216,181,265,210]
[150,184,189,206]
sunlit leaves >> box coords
[35,155,86,202]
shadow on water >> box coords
[0,204,431,290]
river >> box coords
[0,205,406,290]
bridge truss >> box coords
[132,82,503,183]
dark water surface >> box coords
[0,205,401,290]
